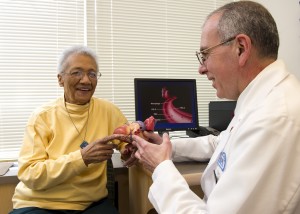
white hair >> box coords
[57,45,98,74]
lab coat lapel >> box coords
[201,128,232,198]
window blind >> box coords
[0,0,85,161]
[87,0,231,126]
[0,0,232,161]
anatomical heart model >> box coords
[109,116,156,163]
[113,116,156,141]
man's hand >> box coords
[132,133,172,172]
[119,131,163,167]
[142,131,163,145]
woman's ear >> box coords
[57,74,64,87]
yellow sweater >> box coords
[12,97,128,210]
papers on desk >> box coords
[169,131,190,139]
[0,162,14,176]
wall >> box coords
[254,0,300,80]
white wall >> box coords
[253,0,300,80]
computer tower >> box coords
[209,101,236,132]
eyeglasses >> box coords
[196,36,236,65]
[63,70,102,80]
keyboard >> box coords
[186,126,220,137]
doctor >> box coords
[132,1,300,213]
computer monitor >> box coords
[209,101,236,131]
[134,78,199,133]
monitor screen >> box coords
[209,101,236,131]
[134,78,199,132]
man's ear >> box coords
[238,46,244,56]
[236,34,251,66]
[57,73,64,87]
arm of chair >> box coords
[106,158,117,208]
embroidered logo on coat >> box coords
[217,152,226,171]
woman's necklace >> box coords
[64,100,90,149]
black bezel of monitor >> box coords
[134,78,199,132]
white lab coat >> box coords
[148,60,300,214]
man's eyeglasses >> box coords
[196,36,236,65]
[63,70,102,80]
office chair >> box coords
[106,158,117,208]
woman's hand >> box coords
[81,139,116,166]
[80,134,133,166]
[120,144,138,167]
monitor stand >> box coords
[186,126,220,137]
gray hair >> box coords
[207,1,279,59]
[57,45,99,74]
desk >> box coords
[0,153,129,214]
[111,153,130,214]
[128,161,207,214]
